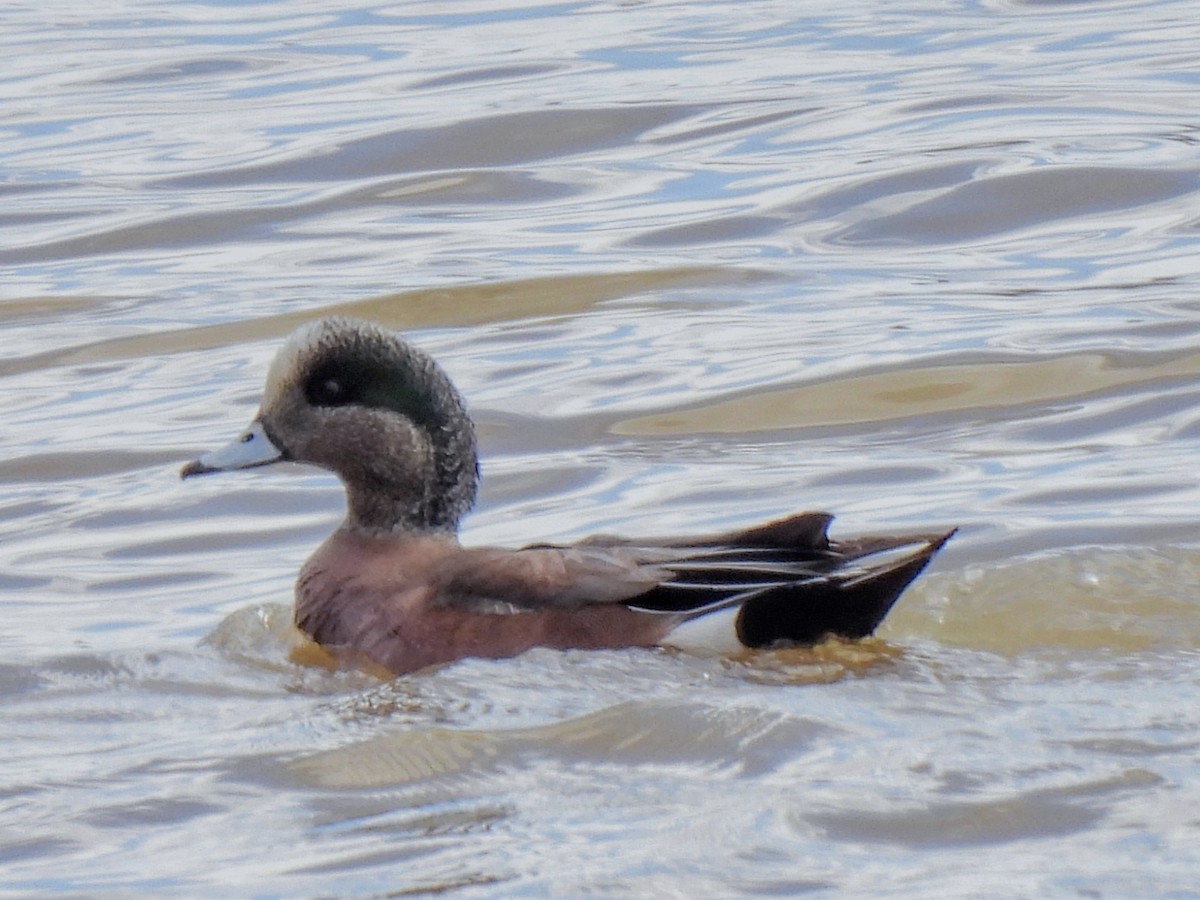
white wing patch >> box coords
[659,606,742,656]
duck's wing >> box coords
[627,524,956,647]
[441,513,953,646]
[437,542,672,612]
[440,512,837,610]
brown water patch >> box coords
[807,792,1099,847]
[614,349,1200,435]
[0,295,114,323]
[891,545,1200,654]
[725,637,904,686]
[291,700,823,789]
[0,266,765,378]
[802,769,1162,847]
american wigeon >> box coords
[182,317,954,675]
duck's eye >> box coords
[305,360,367,408]
[304,359,422,417]
[312,378,343,405]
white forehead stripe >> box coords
[262,319,340,409]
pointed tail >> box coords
[736,529,956,647]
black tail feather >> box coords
[628,521,955,647]
[736,530,954,647]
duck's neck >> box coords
[343,489,442,536]
[343,423,479,536]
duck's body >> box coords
[294,529,675,673]
[182,317,953,675]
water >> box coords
[3,0,1200,895]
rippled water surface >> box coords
[3,0,1200,895]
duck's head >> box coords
[181,317,479,534]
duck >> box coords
[181,317,954,675]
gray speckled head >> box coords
[257,317,479,534]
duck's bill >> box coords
[180,421,284,479]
